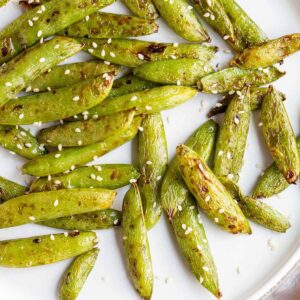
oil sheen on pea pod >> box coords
[122,184,153,299]
[59,248,99,300]
[0,176,27,203]
[22,117,142,176]
[0,125,46,159]
[0,232,97,268]
[177,144,251,234]
[0,76,113,125]
[60,12,159,38]
[40,209,121,230]
[122,0,158,20]
[0,37,82,106]
[213,86,251,183]
[261,86,299,184]
[0,188,116,228]
[197,67,285,94]
[138,113,168,229]
[80,38,218,67]
[133,59,214,86]
[161,120,218,219]
[29,164,139,192]
[171,195,221,298]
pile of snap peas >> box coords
[0,0,300,298]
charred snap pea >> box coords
[0,232,97,268]
[261,86,299,184]
[197,67,285,94]
[80,38,218,67]
[59,248,99,300]
[0,176,27,203]
[0,125,46,159]
[138,113,168,229]
[122,184,153,299]
[0,188,116,228]
[30,164,139,192]
[122,0,158,20]
[161,120,218,219]
[177,144,251,234]
[213,86,251,183]
[0,37,82,106]
[23,117,142,176]
[0,76,113,125]
[133,59,214,86]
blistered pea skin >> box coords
[0,176,27,203]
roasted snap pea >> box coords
[138,113,168,229]
[197,67,285,94]
[0,232,97,268]
[122,184,153,299]
[133,59,214,86]
[23,117,142,176]
[161,120,218,219]
[59,248,99,300]
[213,86,251,183]
[40,209,121,230]
[80,38,218,67]
[261,86,299,184]
[177,144,251,234]
[0,125,46,159]
[0,176,27,203]
[0,188,116,228]
[122,0,158,20]
[0,37,82,106]
[0,76,113,125]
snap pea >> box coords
[138,113,168,229]
[0,125,46,159]
[0,176,27,203]
[0,76,113,125]
[122,184,153,300]
[38,109,136,147]
[0,37,82,107]
[133,59,214,86]
[161,120,218,219]
[0,0,9,7]
[19,0,49,8]
[22,117,142,176]
[29,164,139,192]
[0,188,116,228]
[122,0,158,20]
[59,248,99,300]
[213,86,251,183]
[0,232,97,268]
[40,209,121,230]
[197,67,285,94]
[177,144,251,234]
[80,38,218,67]
[261,86,299,184]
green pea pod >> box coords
[22,117,142,176]
[40,209,121,230]
[0,0,114,64]
[133,59,214,86]
[27,61,120,92]
[38,109,136,147]
[0,76,113,125]
[0,232,97,268]
[261,86,299,184]
[0,176,27,203]
[59,248,99,300]
[122,0,158,20]
[213,86,251,182]
[161,120,218,219]
[0,37,82,106]
[60,12,159,38]
[197,67,285,94]
[122,184,153,299]
[177,144,251,234]
[80,38,218,67]
[0,188,116,228]
[138,113,168,229]
[0,125,46,159]
[29,164,139,192]
[0,0,9,7]
[171,195,221,298]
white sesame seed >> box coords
[96,176,103,182]
[156,175,162,181]
[173,43,178,47]
[54,180,61,185]
[176,80,181,86]
[234,116,239,124]
[214,217,219,223]
[25,143,32,148]
[29,216,35,221]
[258,122,263,127]
[48,175,52,181]
[227,152,232,159]
[54,44,60,49]
[202,238,207,244]
[185,227,193,235]
[39,57,46,63]
[50,234,55,240]
[187,5,193,10]
[20,131,26,137]
[145,105,152,111]
[129,178,137,183]
[181,223,187,230]
[26,86,32,92]
[170,55,177,59]
[77,140,82,146]
[200,277,204,284]
[205,195,210,202]
[58,144,62,151]
[90,174,96,180]
[113,219,119,225]
[9,151,16,155]
[33,88,40,93]
[5,82,12,87]
[110,52,116,57]
[223,35,230,40]
[131,95,138,101]
[41,5,46,11]
[210,14,215,20]
[104,61,110,65]
[88,49,94,53]
[137,53,144,60]
[73,96,80,101]
[146,160,152,165]
[92,42,98,49]
[178,205,182,211]
[54,199,59,207]
[54,153,61,158]
[64,69,71,75]
[28,20,33,26]
[215,102,222,107]
[85,15,90,21]
[75,128,81,133]
[37,30,43,37]
[204,12,210,18]
[153,202,157,208]
[229,90,235,95]
[19,113,24,119]
[198,163,204,171]
[64,232,68,237]
[17,144,23,150]
[203,266,209,272]
[107,38,112,43]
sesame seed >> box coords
[146,160,152,165]
[197,244,202,251]
[25,143,32,148]
[5,82,12,87]
[90,174,96,180]
[170,55,177,59]
[129,178,137,183]
[223,35,230,40]
[187,5,193,10]
[214,217,219,223]
[198,163,204,171]
[110,52,116,57]
[29,216,35,221]
[177,205,182,211]
[181,223,187,230]
[205,195,210,202]
[54,199,59,206]
[58,144,62,151]
[85,15,90,21]
[204,12,210,17]
[33,88,40,93]
[215,102,222,107]
[77,140,82,146]
[258,122,263,127]
[156,175,162,181]
[200,277,204,284]
[55,153,61,158]
[88,49,94,53]
[227,152,232,159]
[113,219,119,225]
[64,69,71,75]
[20,131,26,137]
[234,116,239,124]
[92,42,98,48]
[210,14,215,20]
[70,165,75,171]
[73,96,80,101]
[123,236,127,240]
[75,128,81,133]
[94,166,102,171]
[107,38,112,43]
[202,238,207,244]
[37,30,43,37]
[185,227,193,235]
[17,144,23,150]
[173,43,178,47]
[104,61,110,65]
[153,202,157,208]
[219,208,225,214]
[48,175,52,181]
[9,151,16,155]
[137,53,144,60]
[228,90,235,95]
[96,176,103,182]
[19,113,24,119]
[39,57,46,63]
[26,86,32,92]
[145,105,152,111]
[176,80,181,86]
[131,95,138,101]
[54,180,61,185]
[28,20,33,26]
[64,232,68,237]
[203,266,209,272]
[41,5,46,11]
[50,234,55,240]
[33,16,39,21]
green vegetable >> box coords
[0,176,27,203]
[0,0,9,8]
[122,0,158,20]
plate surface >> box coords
[1,1,300,299]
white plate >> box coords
[1,1,300,299]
